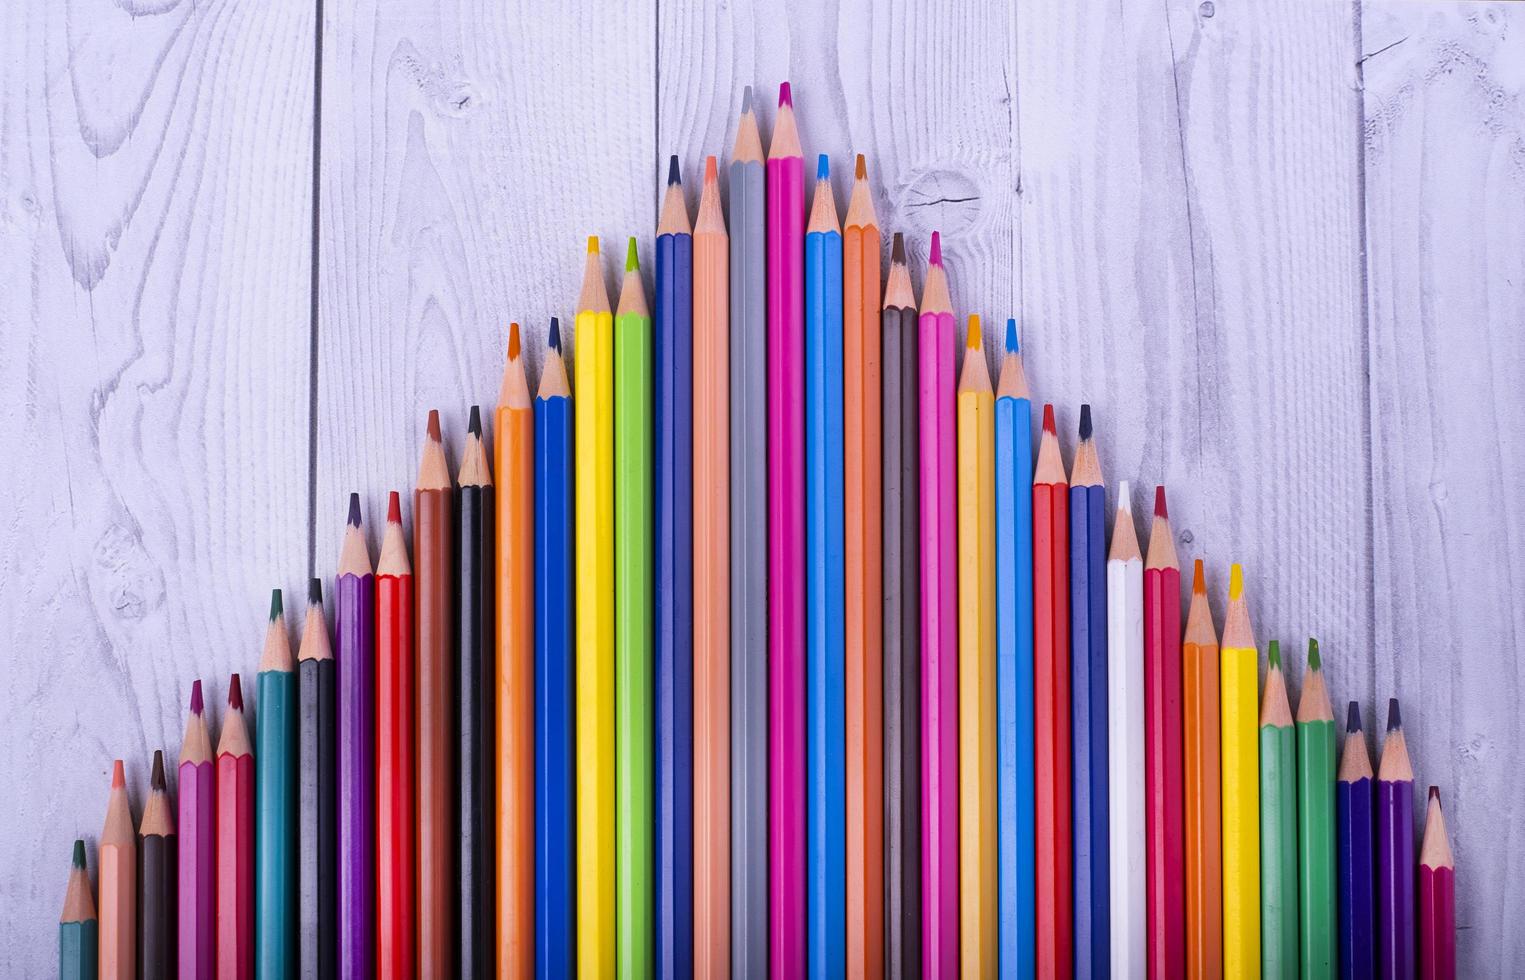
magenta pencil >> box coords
[178,679,215,979]
[767,79,807,977]
[919,230,958,975]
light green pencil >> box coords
[1297,639,1336,978]
[60,839,97,980]
[256,589,296,977]
[1260,640,1299,977]
[614,236,654,974]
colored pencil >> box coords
[535,325,575,978]
[1260,641,1299,978]
[460,406,498,979]
[1183,560,1222,980]
[655,157,696,979]
[140,750,176,979]
[574,237,617,977]
[1338,702,1376,980]
[805,152,846,979]
[256,591,295,978]
[729,86,768,980]
[918,230,958,976]
[1070,404,1109,976]
[1144,487,1185,979]
[377,491,416,979]
[1418,787,1455,980]
[767,79,807,976]
[298,579,338,980]
[993,317,1033,979]
[1221,563,1261,976]
[1032,403,1072,978]
[615,238,654,975]
[956,317,998,973]
[692,153,731,977]
[881,233,922,978]
[415,410,456,977]
[843,152,884,980]
[100,759,134,980]
[217,675,254,979]
[498,322,535,978]
[1378,699,1415,980]
[1108,482,1145,977]
[337,492,377,980]
[179,680,215,980]
[61,840,98,980]
[1297,640,1336,980]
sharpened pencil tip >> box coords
[548,317,561,353]
[1308,637,1321,671]
[855,153,866,180]
[742,85,753,113]
[1346,701,1361,732]
[1267,639,1282,669]
[151,750,165,790]
[1429,785,1440,803]
[268,588,282,621]
[1118,480,1133,514]
[1006,318,1019,354]
[929,231,942,266]
[779,81,792,107]
[190,679,204,716]
[347,492,362,527]
[386,490,401,524]
[586,235,599,255]
[1229,563,1244,601]
[508,321,521,361]
[308,577,322,605]
[891,232,905,265]
[111,759,124,788]
[816,154,829,181]
[426,409,441,442]
[1192,558,1206,594]
[72,839,86,869]
[625,237,639,272]
[704,155,717,182]
[966,315,982,350]
[228,673,243,711]
[668,154,680,185]
[1079,403,1093,440]
[467,405,482,437]
[1042,403,1056,434]
[1387,697,1402,731]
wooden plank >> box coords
[316,0,656,566]
[0,0,315,972]
[1362,2,1525,970]
[1017,0,1370,693]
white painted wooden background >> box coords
[1,0,1520,971]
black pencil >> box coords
[139,749,176,978]
[298,577,338,978]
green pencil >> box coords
[60,839,97,980]
[256,588,296,976]
[1296,639,1336,978]
[1260,640,1299,977]
[614,236,654,973]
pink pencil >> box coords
[178,679,215,979]
[919,230,959,974]
[767,79,807,977]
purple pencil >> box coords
[1378,698,1415,980]
[337,493,376,979]
[177,679,214,979]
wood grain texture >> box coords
[316,0,656,564]
[0,0,314,973]
[1361,3,1525,972]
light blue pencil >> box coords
[994,318,1035,978]
[804,153,846,978]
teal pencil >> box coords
[60,839,97,980]
[257,589,297,976]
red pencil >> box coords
[1419,786,1455,980]
[377,490,416,978]
[1032,403,1072,977]
[217,674,254,979]
[1144,486,1185,976]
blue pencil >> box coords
[535,320,576,977]
[1069,404,1110,975]
[994,319,1035,979]
[655,155,695,979]
[804,153,846,977]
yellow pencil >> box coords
[956,316,998,971]
[573,236,617,976]
[1221,563,1261,976]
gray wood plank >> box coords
[0,0,315,972]
[316,0,657,566]
[1362,2,1525,970]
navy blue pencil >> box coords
[535,323,576,977]
[1069,405,1110,974]
[655,155,695,978]
[1338,701,1376,980]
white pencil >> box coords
[1108,480,1146,976]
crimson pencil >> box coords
[377,491,416,979]
[1144,487,1184,976]
[1418,787,1454,980]
[1032,403,1072,977]
[217,674,254,980]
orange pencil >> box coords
[99,759,135,980]
[218,675,255,979]
[692,153,731,973]
[843,152,885,978]
[496,320,536,974]
[1183,560,1222,978]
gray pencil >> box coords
[729,84,769,980]
[298,578,338,979]
[881,233,921,977]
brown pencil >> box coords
[139,750,177,978]
[99,759,135,980]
